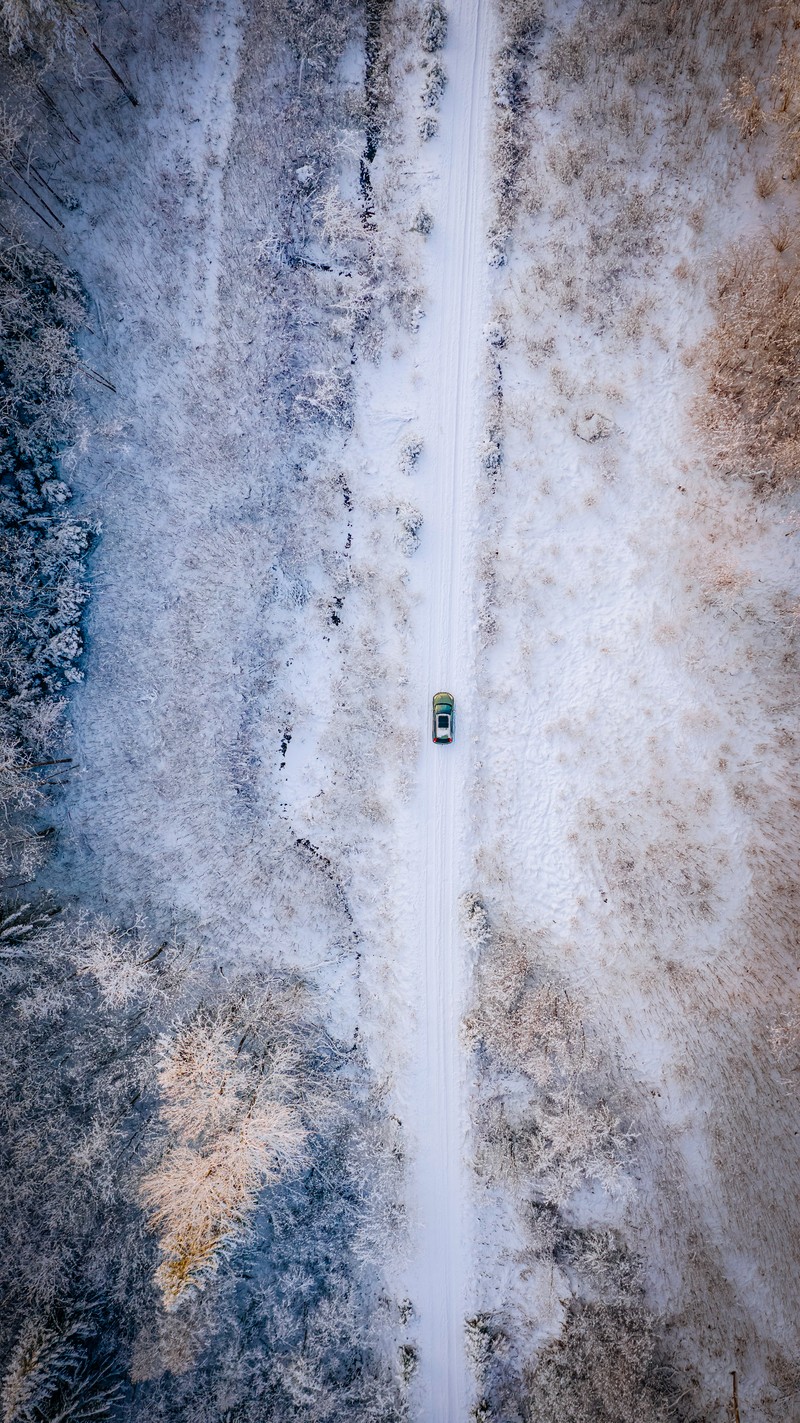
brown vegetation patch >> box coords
[699,242,800,490]
[521,1301,677,1423]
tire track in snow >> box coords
[412,4,492,1418]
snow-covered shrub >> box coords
[460,891,491,950]
[487,0,544,263]
[480,429,503,481]
[768,213,793,252]
[466,920,630,1205]
[547,136,592,186]
[465,1312,508,1381]
[421,59,447,110]
[295,364,354,430]
[387,265,424,333]
[421,1,447,55]
[395,502,422,556]
[464,915,689,1419]
[544,23,588,85]
[399,1342,417,1382]
[411,206,433,236]
[400,435,423,472]
[470,1248,687,1421]
[0,0,92,64]
[771,1009,800,1091]
[572,409,615,443]
[248,2,415,386]
[769,44,800,179]
[721,73,765,141]
[419,113,438,141]
[522,1301,678,1423]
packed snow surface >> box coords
[401,2,493,1415]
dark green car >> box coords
[432,692,455,744]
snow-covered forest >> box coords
[0,0,798,1420]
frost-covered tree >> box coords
[0,903,408,1421]
[0,237,84,470]
[141,997,307,1306]
[0,236,90,880]
[0,0,93,65]
[421,2,448,54]
[2,1306,121,1423]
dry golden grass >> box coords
[722,74,765,139]
[771,42,800,178]
[699,242,800,490]
[768,213,793,251]
[756,165,778,198]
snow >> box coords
[460,1,800,1412]
[396,3,493,1415]
[46,1,357,977]
[18,0,800,1414]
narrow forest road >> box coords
[410,3,492,1418]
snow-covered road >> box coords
[410,4,492,1417]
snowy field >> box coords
[1,0,799,1419]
